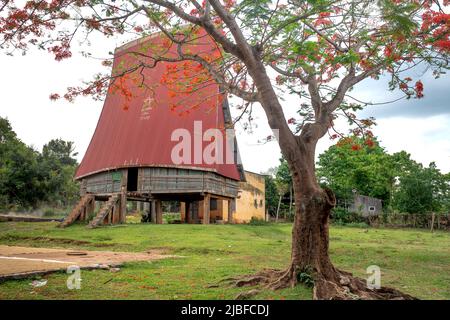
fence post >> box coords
[430,212,435,232]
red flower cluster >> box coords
[415,81,424,98]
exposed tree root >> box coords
[227,267,417,300]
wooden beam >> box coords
[227,199,233,224]
[151,201,157,223]
[155,200,163,224]
[120,170,128,223]
[113,198,120,224]
[85,197,95,221]
[180,202,186,222]
[186,201,191,224]
[120,188,127,223]
[202,194,210,224]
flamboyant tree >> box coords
[1,0,449,299]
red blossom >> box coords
[365,139,375,148]
[415,80,424,98]
[49,93,60,100]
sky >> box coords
[0,36,449,174]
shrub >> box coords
[43,208,55,217]
[248,217,270,226]
[331,207,366,225]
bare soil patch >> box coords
[0,245,175,280]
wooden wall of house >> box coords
[84,170,123,194]
[139,167,239,198]
[82,167,239,199]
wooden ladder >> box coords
[87,194,119,229]
[59,195,94,228]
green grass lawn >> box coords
[0,221,448,300]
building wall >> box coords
[81,167,240,198]
[348,194,383,217]
[234,171,266,223]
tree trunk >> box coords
[289,184,293,218]
[231,132,415,299]
[229,60,415,299]
[290,182,336,279]
[273,145,339,287]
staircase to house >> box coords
[59,195,94,228]
[87,194,120,229]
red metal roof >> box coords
[75,32,242,181]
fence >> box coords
[367,212,450,230]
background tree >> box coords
[317,136,395,206]
[392,160,449,215]
[263,174,278,217]
[274,157,293,221]
[42,139,78,167]
[318,138,450,225]
[1,0,449,299]
[0,117,79,210]
[0,117,43,209]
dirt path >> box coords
[0,245,174,280]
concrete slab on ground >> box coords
[0,245,174,281]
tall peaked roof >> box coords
[75,31,244,181]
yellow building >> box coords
[234,171,266,223]
[179,170,266,223]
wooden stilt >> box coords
[151,201,157,223]
[180,202,186,222]
[227,199,233,224]
[120,188,127,223]
[185,201,191,224]
[202,194,210,224]
[112,198,120,224]
[79,207,85,221]
[155,200,163,224]
[86,198,95,221]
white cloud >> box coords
[0,45,449,175]
[373,115,450,173]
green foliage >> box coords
[297,267,314,288]
[248,216,270,226]
[272,158,294,219]
[317,136,394,204]
[392,160,449,214]
[275,157,292,187]
[0,119,44,209]
[331,207,366,225]
[264,175,278,215]
[42,139,78,166]
[164,212,181,224]
[378,0,419,36]
[0,117,79,211]
[318,137,450,215]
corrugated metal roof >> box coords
[75,32,242,181]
